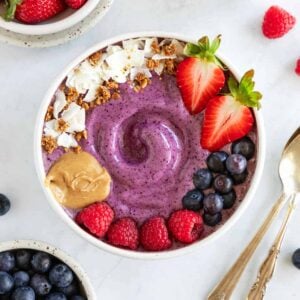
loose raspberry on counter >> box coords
[168,210,203,244]
[262,6,296,39]
[76,202,114,238]
[140,217,172,251]
[107,218,139,250]
[295,59,300,76]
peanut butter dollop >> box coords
[45,151,111,209]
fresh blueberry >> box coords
[222,190,237,209]
[31,252,51,273]
[292,248,300,269]
[203,193,223,215]
[213,175,233,194]
[206,151,229,173]
[49,264,74,288]
[30,274,52,296]
[182,189,204,211]
[203,213,222,226]
[226,154,247,175]
[0,251,15,272]
[56,280,78,296]
[71,296,86,300]
[16,250,32,270]
[45,292,67,300]
[231,137,255,160]
[0,271,14,294]
[11,286,35,300]
[13,271,30,287]
[193,169,212,190]
[231,170,248,185]
[0,194,11,216]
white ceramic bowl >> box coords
[34,32,266,260]
[0,239,96,299]
[0,0,100,35]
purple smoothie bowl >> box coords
[34,32,265,259]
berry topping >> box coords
[231,170,248,185]
[140,217,172,251]
[49,264,73,288]
[203,193,223,215]
[0,271,14,294]
[176,35,225,114]
[107,217,139,250]
[30,273,52,295]
[292,248,300,269]
[0,251,15,272]
[65,0,86,9]
[0,194,11,216]
[182,189,204,211]
[168,210,203,244]
[13,271,30,287]
[71,296,85,300]
[201,70,262,151]
[203,213,222,226]
[221,190,237,209]
[76,202,114,238]
[206,151,228,173]
[193,168,213,190]
[16,250,31,270]
[262,6,296,39]
[31,252,52,273]
[226,154,247,175]
[295,59,300,76]
[46,292,67,300]
[213,175,233,194]
[11,286,35,300]
[231,136,255,160]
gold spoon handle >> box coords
[247,195,296,300]
[207,193,287,300]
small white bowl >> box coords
[0,0,100,35]
[0,239,96,299]
[34,32,266,260]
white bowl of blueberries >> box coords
[0,239,96,300]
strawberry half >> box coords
[201,70,262,151]
[176,35,225,115]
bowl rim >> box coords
[0,239,96,299]
[0,0,100,35]
[34,31,266,260]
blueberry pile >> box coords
[182,137,255,227]
[0,249,86,300]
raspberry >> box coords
[295,59,300,76]
[168,210,203,244]
[75,202,114,238]
[107,218,139,250]
[262,6,296,39]
[140,217,172,251]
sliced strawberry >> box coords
[201,70,262,151]
[176,35,225,115]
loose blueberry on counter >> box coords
[0,271,14,294]
[193,168,212,190]
[0,251,15,272]
[226,154,247,175]
[30,273,52,295]
[49,264,74,288]
[16,250,32,270]
[292,248,300,269]
[13,270,30,287]
[231,170,248,185]
[31,252,52,273]
[231,137,255,160]
[206,151,228,173]
[203,213,222,226]
[213,175,233,194]
[0,194,10,216]
[11,286,35,300]
[203,193,223,215]
[222,190,237,209]
[46,292,67,300]
[182,189,204,211]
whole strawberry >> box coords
[262,6,296,39]
[107,218,139,250]
[5,0,65,24]
[65,0,86,9]
[140,217,172,251]
[76,202,114,238]
[168,210,203,244]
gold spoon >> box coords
[208,127,300,300]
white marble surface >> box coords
[1,0,300,299]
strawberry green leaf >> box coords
[184,43,201,57]
[4,0,21,20]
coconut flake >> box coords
[57,133,78,148]
[53,90,67,119]
[61,103,82,122]
[66,108,85,133]
[130,67,152,81]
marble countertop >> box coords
[1,0,300,299]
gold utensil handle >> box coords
[207,193,287,300]
[247,195,296,300]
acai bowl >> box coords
[34,32,265,259]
